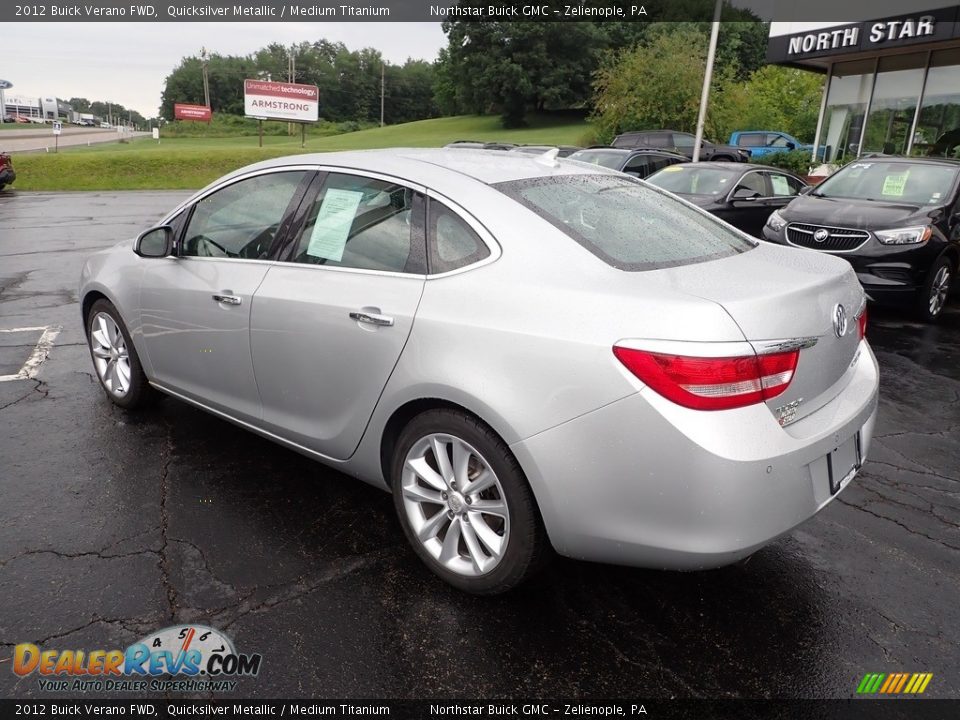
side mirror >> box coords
[731,188,760,202]
[134,226,174,258]
[786,141,796,150]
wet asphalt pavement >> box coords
[0,191,957,700]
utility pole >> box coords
[692,0,722,163]
[380,63,385,127]
[201,46,211,109]
[288,45,296,135]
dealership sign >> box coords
[767,6,960,63]
[243,79,319,123]
[174,103,212,121]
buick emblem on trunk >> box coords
[834,304,848,338]
[814,228,830,242]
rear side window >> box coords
[427,200,490,274]
[494,174,754,271]
[738,133,766,147]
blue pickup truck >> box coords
[728,131,827,161]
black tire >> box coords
[85,298,156,409]
[391,408,549,595]
[916,255,953,323]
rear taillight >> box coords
[613,346,799,411]
[857,306,867,340]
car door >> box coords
[249,170,428,459]
[138,169,311,421]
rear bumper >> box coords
[511,340,879,569]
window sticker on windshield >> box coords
[850,163,873,170]
[660,166,683,172]
[306,188,364,261]
[882,172,909,197]
[771,175,791,195]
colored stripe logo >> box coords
[857,673,933,694]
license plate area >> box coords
[828,432,862,495]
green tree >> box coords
[437,20,605,126]
[712,65,824,141]
[591,27,717,143]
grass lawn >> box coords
[10,114,594,191]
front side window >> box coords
[289,173,426,274]
[770,135,792,148]
[622,156,651,177]
[182,171,306,260]
[495,173,754,271]
[733,171,767,197]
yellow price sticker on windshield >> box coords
[882,173,909,196]
[660,166,683,172]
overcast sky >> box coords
[3,23,447,118]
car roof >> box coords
[668,161,802,175]
[214,148,619,188]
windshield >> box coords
[568,150,629,169]
[494,173,754,271]
[645,165,740,196]
[813,161,959,205]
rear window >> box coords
[494,173,755,271]
[568,150,629,169]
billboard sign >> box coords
[174,103,212,122]
[243,79,319,122]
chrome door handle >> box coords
[349,311,394,327]
[212,294,241,306]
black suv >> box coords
[567,147,687,178]
[761,157,960,322]
[612,130,750,162]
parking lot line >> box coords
[0,326,63,382]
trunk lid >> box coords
[650,242,865,420]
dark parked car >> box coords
[929,128,960,158]
[612,130,750,162]
[568,147,687,179]
[646,162,807,238]
[761,157,960,322]
[509,144,583,158]
[0,152,15,191]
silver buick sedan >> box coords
[80,149,879,594]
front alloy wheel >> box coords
[918,257,953,322]
[85,298,155,409]
[928,264,951,318]
[391,409,547,594]
[90,312,132,397]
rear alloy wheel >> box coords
[86,299,155,408]
[918,257,953,322]
[392,409,547,594]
